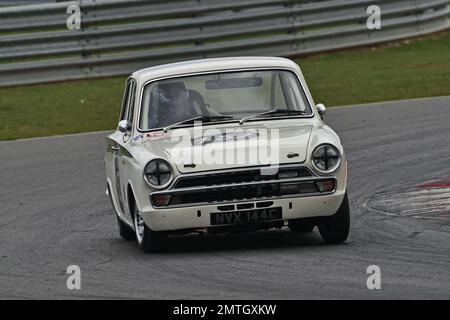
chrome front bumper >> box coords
[141,191,346,232]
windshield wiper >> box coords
[239,109,306,125]
[163,115,234,132]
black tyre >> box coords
[117,216,136,241]
[318,193,350,244]
[288,219,315,233]
[132,201,168,253]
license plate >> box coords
[211,207,282,226]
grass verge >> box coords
[0,31,449,140]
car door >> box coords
[106,78,134,219]
[117,78,137,221]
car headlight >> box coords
[143,159,173,188]
[312,144,341,174]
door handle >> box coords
[111,146,120,151]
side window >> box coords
[119,80,132,121]
[126,80,137,124]
[119,78,137,125]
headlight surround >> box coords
[312,144,341,174]
[143,159,173,189]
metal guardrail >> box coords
[0,0,56,6]
[0,0,449,87]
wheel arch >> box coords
[106,178,119,214]
[127,181,140,220]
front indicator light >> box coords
[279,182,318,194]
[153,194,172,207]
[316,180,335,192]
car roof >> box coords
[131,57,301,84]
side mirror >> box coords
[316,103,326,120]
[118,120,132,133]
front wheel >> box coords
[318,193,350,244]
[132,203,168,253]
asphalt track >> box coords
[0,96,449,299]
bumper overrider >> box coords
[142,164,347,232]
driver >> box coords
[151,82,192,128]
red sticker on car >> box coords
[147,131,165,139]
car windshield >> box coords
[139,69,313,131]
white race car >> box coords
[105,57,349,252]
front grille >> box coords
[150,165,336,208]
[166,181,323,206]
[174,166,313,188]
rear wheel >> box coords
[132,202,168,253]
[318,193,350,244]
